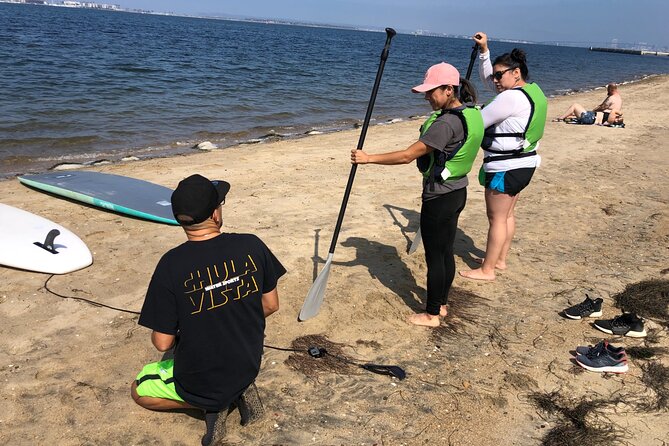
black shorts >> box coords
[479,167,535,196]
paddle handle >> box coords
[327,28,396,255]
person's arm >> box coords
[351,140,431,165]
[592,96,612,112]
[474,32,495,92]
[480,90,519,127]
[261,287,280,317]
[151,330,176,352]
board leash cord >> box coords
[41,275,406,380]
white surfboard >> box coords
[0,203,93,274]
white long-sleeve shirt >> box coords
[478,50,540,172]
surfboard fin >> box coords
[34,229,61,254]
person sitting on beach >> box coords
[555,83,623,125]
[130,174,286,445]
[351,62,483,327]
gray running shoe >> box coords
[575,349,628,373]
[575,340,626,357]
[564,294,603,319]
[594,313,647,338]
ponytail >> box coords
[455,78,477,104]
[493,48,529,81]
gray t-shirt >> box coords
[419,108,469,201]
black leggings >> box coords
[420,188,467,315]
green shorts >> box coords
[135,359,184,402]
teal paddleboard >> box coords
[19,171,178,225]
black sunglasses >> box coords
[493,67,514,81]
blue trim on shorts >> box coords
[490,172,506,193]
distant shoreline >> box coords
[2,1,665,52]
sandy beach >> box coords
[1,75,668,446]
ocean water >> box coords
[1,3,668,178]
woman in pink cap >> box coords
[459,32,547,281]
[351,62,483,327]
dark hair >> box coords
[493,48,529,81]
[453,78,477,104]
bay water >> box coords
[2,3,668,178]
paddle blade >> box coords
[408,228,422,254]
[298,253,334,321]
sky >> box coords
[116,0,669,48]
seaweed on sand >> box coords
[431,287,488,340]
[625,345,668,360]
[529,391,624,446]
[638,361,669,411]
[612,279,669,327]
[284,334,360,379]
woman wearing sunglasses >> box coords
[459,32,547,281]
[352,62,483,327]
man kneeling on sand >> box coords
[130,174,286,445]
[555,83,623,125]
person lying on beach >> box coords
[130,174,286,445]
[351,62,483,327]
[554,83,623,125]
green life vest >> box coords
[482,82,547,163]
[417,107,484,185]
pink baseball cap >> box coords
[411,62,461,93]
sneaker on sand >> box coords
[594,313,647,338]
[575,350,628,373]
[564,294,603,319]
[237,382,264,426]
[202,410,228,446]
[575,340,625,357]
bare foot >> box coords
[439,305,448,318]
[408,313,441,327]
[459,268,496,281]
[473,257,507,270]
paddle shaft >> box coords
[327,28,396,255]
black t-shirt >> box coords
[138,232,286,410]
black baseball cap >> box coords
[171,174,230,226]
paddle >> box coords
[298,28,397,322]
[407,41,480,255]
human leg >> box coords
[416,189,466,325]
[459,189,515,281]
[496,193,520,268]
[557,103,587,120]
[131,359,196,411]
[439,189,465,305]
